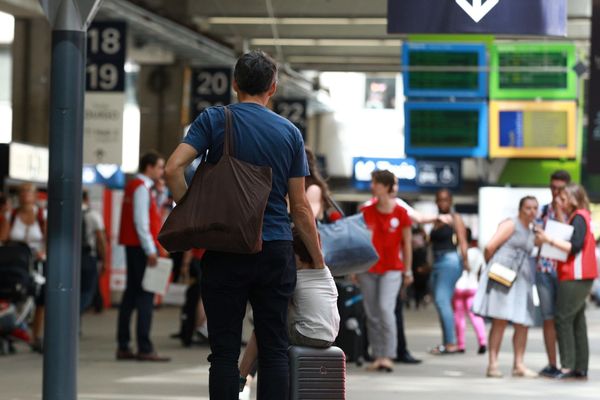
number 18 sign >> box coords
[86,21,126,92]
[84,21,127,165]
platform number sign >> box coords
[274,99,307,138]
[190,67,232,120]
[86,21,126,92]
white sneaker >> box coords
[239,385,251,400]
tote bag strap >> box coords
[223,106,235,156]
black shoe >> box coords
[478,345,487,355]
[555,370,577,380]
[539,365,561,378]
[394,353,422,364]
[574,370,588,380]
[170,332,182,339]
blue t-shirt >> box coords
[183,103,308,241]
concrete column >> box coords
[11,17,51,145]
[137,62,186,157]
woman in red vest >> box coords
[535,183,598,380]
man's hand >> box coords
[147,253,158,267]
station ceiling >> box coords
[0,0,594,74]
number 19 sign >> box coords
[86,21,126,92]
[84,21,127,165]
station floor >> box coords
[2,303,600,400]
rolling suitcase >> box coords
[289,345,346,400]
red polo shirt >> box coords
[362,202,412,274]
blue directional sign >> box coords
[388,0,566,36]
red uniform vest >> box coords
[119,178,162,248]
[557,209,598,281]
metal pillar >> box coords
[38,1,102,399]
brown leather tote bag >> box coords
[158,106,272,254]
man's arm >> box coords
[401,226,413,286]
[288,177,325,268]
[165,143,199,203]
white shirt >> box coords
[288,267,340,343]
[133,174,157,256]
[82,204,105,257]
[455,247,486,291]
[9,207,45,254]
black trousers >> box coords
[395,294,409,358]
[201,241,296,400]
[117,246,155,354]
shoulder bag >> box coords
[158,106,273,254]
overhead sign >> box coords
[404,101,488,158]
[189,67,232,121]
[403,43,487,98]
[588,0,600,174]
[84,21,126,165]
[86,21,126,92]
[352,157,461,191]
[273,98,307,138]
[489,101,576,159]
[388,0,566,36]
[490,43,577,100]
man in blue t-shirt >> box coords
[165,50,324,400]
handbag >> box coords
[488,263,517,288]
[158,106,273,254]
[318,199,379,277]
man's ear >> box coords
[232,80,240,93]
[267,80,277,97]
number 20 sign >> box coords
[86,21,126,92]
[189,67,232,121]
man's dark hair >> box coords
[550,170,571,183]
[82,190,89,203]
[234,50,278,96]
[292,228,313,265]
[138,151,163,173]
[371,170,397,193]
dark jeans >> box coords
[80,252,98,314]
[201,241,296,400]
[117,246,155,354]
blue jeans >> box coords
[431,251,463,345]
[80,252,98,314]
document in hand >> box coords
[142,257,173,295]
[540,220,574,262]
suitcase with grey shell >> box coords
[289,345,346,400]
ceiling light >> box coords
[205,17,387,26]
[250,39,401,47]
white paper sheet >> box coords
[142,257,173,295]
[540,220,574,262]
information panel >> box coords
[489,101,576,158]
[490,43,577,99]
[404,102,488,157]
[189,67,232,121]
[403,43,487,98]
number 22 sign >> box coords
[86,21,126,92]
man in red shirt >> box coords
[359,170,412,372]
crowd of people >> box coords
[1,50,600,400]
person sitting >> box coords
[238,228,340,398]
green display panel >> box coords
[499,159,581,186]
[490,43,577,99]
[408,52,479,90]
[410,110,480,147]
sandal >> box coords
[429,345,462,355]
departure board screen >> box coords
[404,102,488,157]
[403,43,487,98]
[490,43,577,99]
[409,110,479,148]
